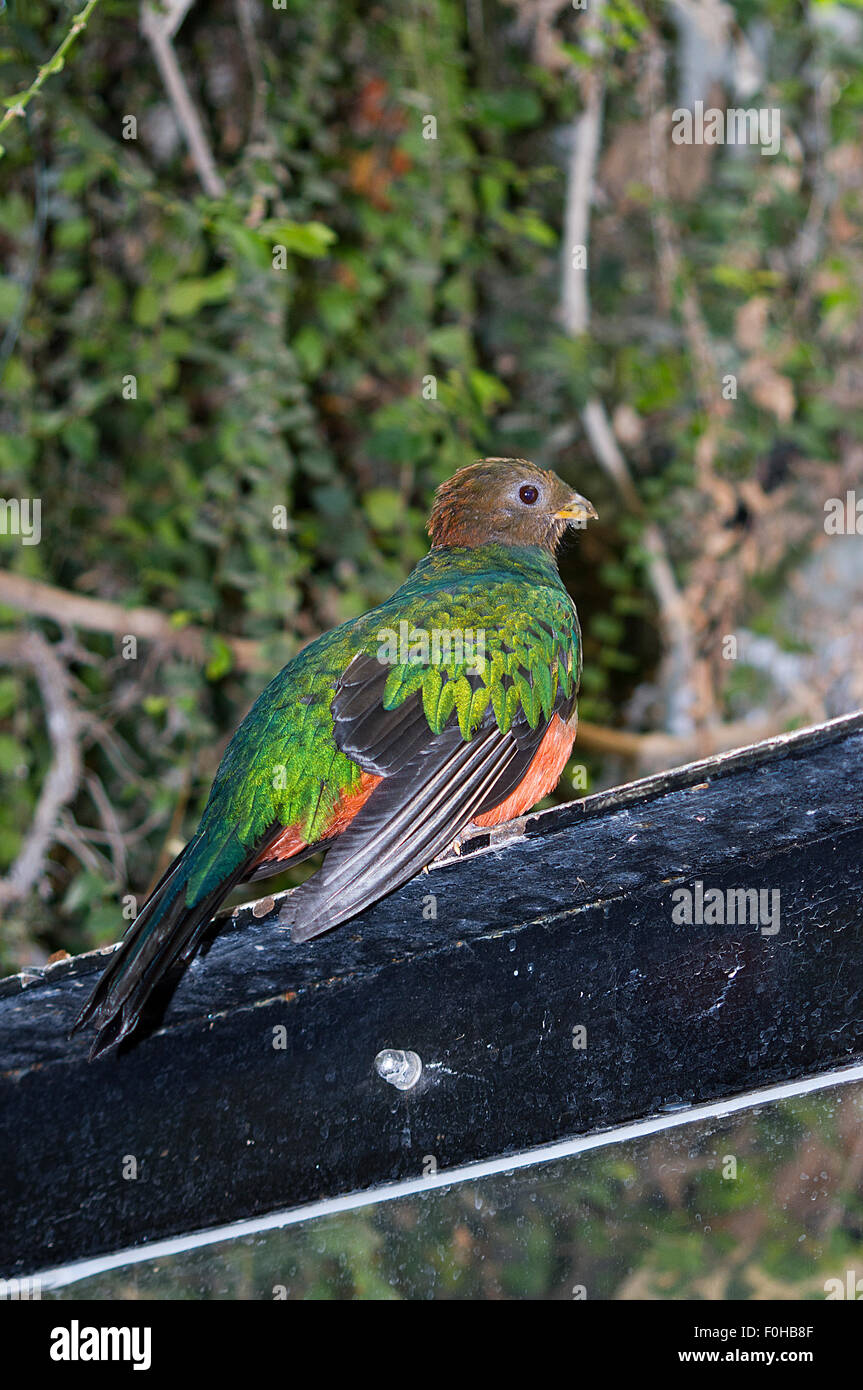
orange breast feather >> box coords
[472,714,577,828]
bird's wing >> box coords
[283,613,578,943]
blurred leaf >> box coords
[259,219,337,258]
[165,268,237,318]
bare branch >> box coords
[0,571,263,671]
[0,631,82,913]
[577,703,818,775]
[560,15,604,340]
[560,1,700,733]
[642,35,734,514]
[141,0,226,198]
[85,772,127,887]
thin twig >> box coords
[54,816,115,879]
[0,632,82,913]
[234,0,269,150]
[84,772,127,886]
[0,0,102,158]
[140,0,226,198]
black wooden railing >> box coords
[2,710,862,1278]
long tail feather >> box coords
[72,824,284,1060]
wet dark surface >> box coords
[2,713,862,1275]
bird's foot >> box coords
[428,832,467,867]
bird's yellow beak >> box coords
[556,492,598,522]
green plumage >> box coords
[72,457,596,1059]
[185,542,580,902]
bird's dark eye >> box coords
[519,484,539,505]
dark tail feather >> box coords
[71,850,186,1029]
[72,826,283,1060]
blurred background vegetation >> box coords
[1,0,862,971]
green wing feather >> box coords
[191,541,580,899]
[74,542,581,1057]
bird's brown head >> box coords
[428,457,597,554]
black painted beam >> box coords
[2,712,863,1276]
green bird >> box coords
[73,458,596,1059]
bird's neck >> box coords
[416,543,565,588]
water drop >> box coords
[374,1048,422,1091]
